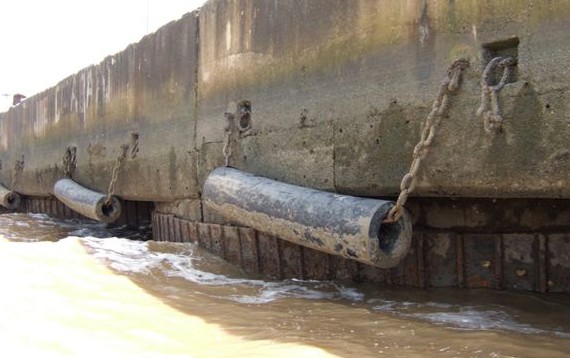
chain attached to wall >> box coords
[62,146,77,178]
[10,155,25,192]
[222,112,235,167]
[222,100,253,167]
[105,144,129,205]
[384,58,470,224]
[130,132,140,159]
[477,56,517,132]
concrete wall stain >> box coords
[0,0,569,203]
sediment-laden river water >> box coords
[0,213,568,357]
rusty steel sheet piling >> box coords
[0,184,20,210]
[53,178,121,223]
[203,167,412,269]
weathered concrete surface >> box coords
[0,12,200,202]
[197,0,570,198]
[1,0,569,204]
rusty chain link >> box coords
[62,146,77,178]
[222,103,253,167]
[222,131,232,167]
[105,144,129,205]
[384,58,470,223]
[222,112,235,167]
[10,156,24,192]
[477,56,517,132]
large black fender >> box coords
[203,167,412,269]
[53,179,121,223]
[0,184,20,210]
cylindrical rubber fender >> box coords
[203,167,412,269]
[0,184,20,210]
[53,178,121,223]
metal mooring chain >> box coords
[222,112,235,167]
[477,56,517,132]
[62,146,77,178]
[384,58,470,223]
[10,157,25,192]
[222,131,232,167]
[105,144,129,205]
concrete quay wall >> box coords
[1,0,569,217]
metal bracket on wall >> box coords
[237,100,252,133]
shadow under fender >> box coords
[203,167,412,269]
[53,178,122,223]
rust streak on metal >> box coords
[535,235,548,293]
[51,199,58,216]
[258,232,282,279]
[198,223,212,252]
[155,214,162,241]
[161,215,169,242]
[61,202,68,217]
[416,233,426,289]
[238,227,260,274]
[456,235,465,288]
[157,214,163,242]
[223,225,242,266]
[167,216,175,242]
[302,247,332,280]
[153,212,164,241]
[174,220,182,242]
[151,213,159,241]
[495,235,504,290]
[173,217,182,243]
[188,221,199,243]
[56,200,64,219]
[126,201,137,227]
[279,240,303,279]
[209,224,224,257]
[180,219,190,243]
[168,216,180,242]
[136,201,150,227]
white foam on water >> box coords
[228,282,364,305]
[80,236,570,338]
[28,213,54,220]
[3,212,568,340]
[371,299,570,338]
[409,309,541,332]
[81,237,364,305]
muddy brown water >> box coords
[0,213,568,357]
